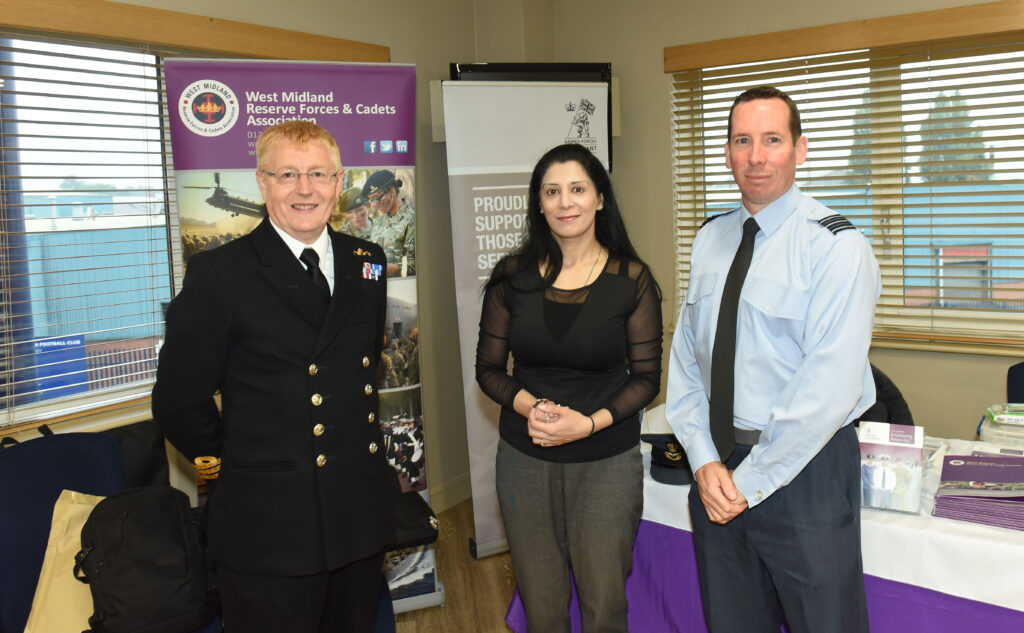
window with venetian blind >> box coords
[1,32,174,428]
[670,32,1024,354]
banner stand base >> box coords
[469,536,509,560]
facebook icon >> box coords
[363,140,376,154]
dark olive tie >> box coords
[709,217,759,461]
[299,248,331,298]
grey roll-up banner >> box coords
[442,81,609,557]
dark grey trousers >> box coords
[689,424,870,633]
[496,439,643,633]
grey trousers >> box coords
[689,424,869,633]
[496,439,643,633]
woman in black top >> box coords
[476,144,663,632]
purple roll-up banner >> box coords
[164,60,442,612]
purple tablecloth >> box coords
[506,519,1024,632]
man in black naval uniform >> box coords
[153,120,397,632]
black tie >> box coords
[299,248,331,298]
[709,217,759,461]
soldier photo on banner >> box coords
[380,277,420,391]
[380,386,426,494]
[375,277,432,601]
[176,170,265,265]
[329,167,416,278]
[180,166,416,280]
[333,187,373,241]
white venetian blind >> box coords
[671,33,1024,353]
[0,31,180,427]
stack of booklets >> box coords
[933,454,1024,531]
[858,421,924,513]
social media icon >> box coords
[363,140,376,154]
[396,140,408,153]
[380,140,394,153]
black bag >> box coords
[387,491,439,550]
[73,486,215,633]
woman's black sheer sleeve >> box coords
[601,262,663,422]
[475,280,524,411]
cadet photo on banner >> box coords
[363,169,416,277]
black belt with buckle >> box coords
[734,428,761,445]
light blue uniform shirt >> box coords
[667,185,880,507]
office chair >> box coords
[0,431,125,633]
[857,364,914,426]
[1007,361,1024,402]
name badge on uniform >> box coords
[362,262,383,281]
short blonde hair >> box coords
[255,120,342,171]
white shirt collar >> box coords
[267,220,334,291]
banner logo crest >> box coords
[179,79,239,137]
[564,97,598,153]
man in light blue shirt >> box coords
[667,86,880,632]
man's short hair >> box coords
[255,120,341,171]
[727,86,802,143]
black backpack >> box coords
[73,486,215,633]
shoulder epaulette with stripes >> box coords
[817,214,856,235]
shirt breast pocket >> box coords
[741,278,809,338]
[684,273,719,329]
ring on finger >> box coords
[540,439,547,447]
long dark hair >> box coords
[486,143,644,290]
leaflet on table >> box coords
[858,422,924,514]
[933,505,1024,531]
[937,496,1024,517]
[972,448,1024,457]
[936,455,1024,498]
[934,495,1024,530]
[987,403,1024,426]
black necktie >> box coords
[709,217,759,461]
[299,248,331,298]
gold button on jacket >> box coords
[313,423,325,436]
[368,412,375,423]
[308,363,318,376]
[316,454,327,467]
[364,384,373,396]
[368,442,378,454]
[311,393,323,406]
[362,356,370,368]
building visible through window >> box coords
[1,34,172,424]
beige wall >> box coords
[118,0,1016,511]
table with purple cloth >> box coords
[506,438,1024,632]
